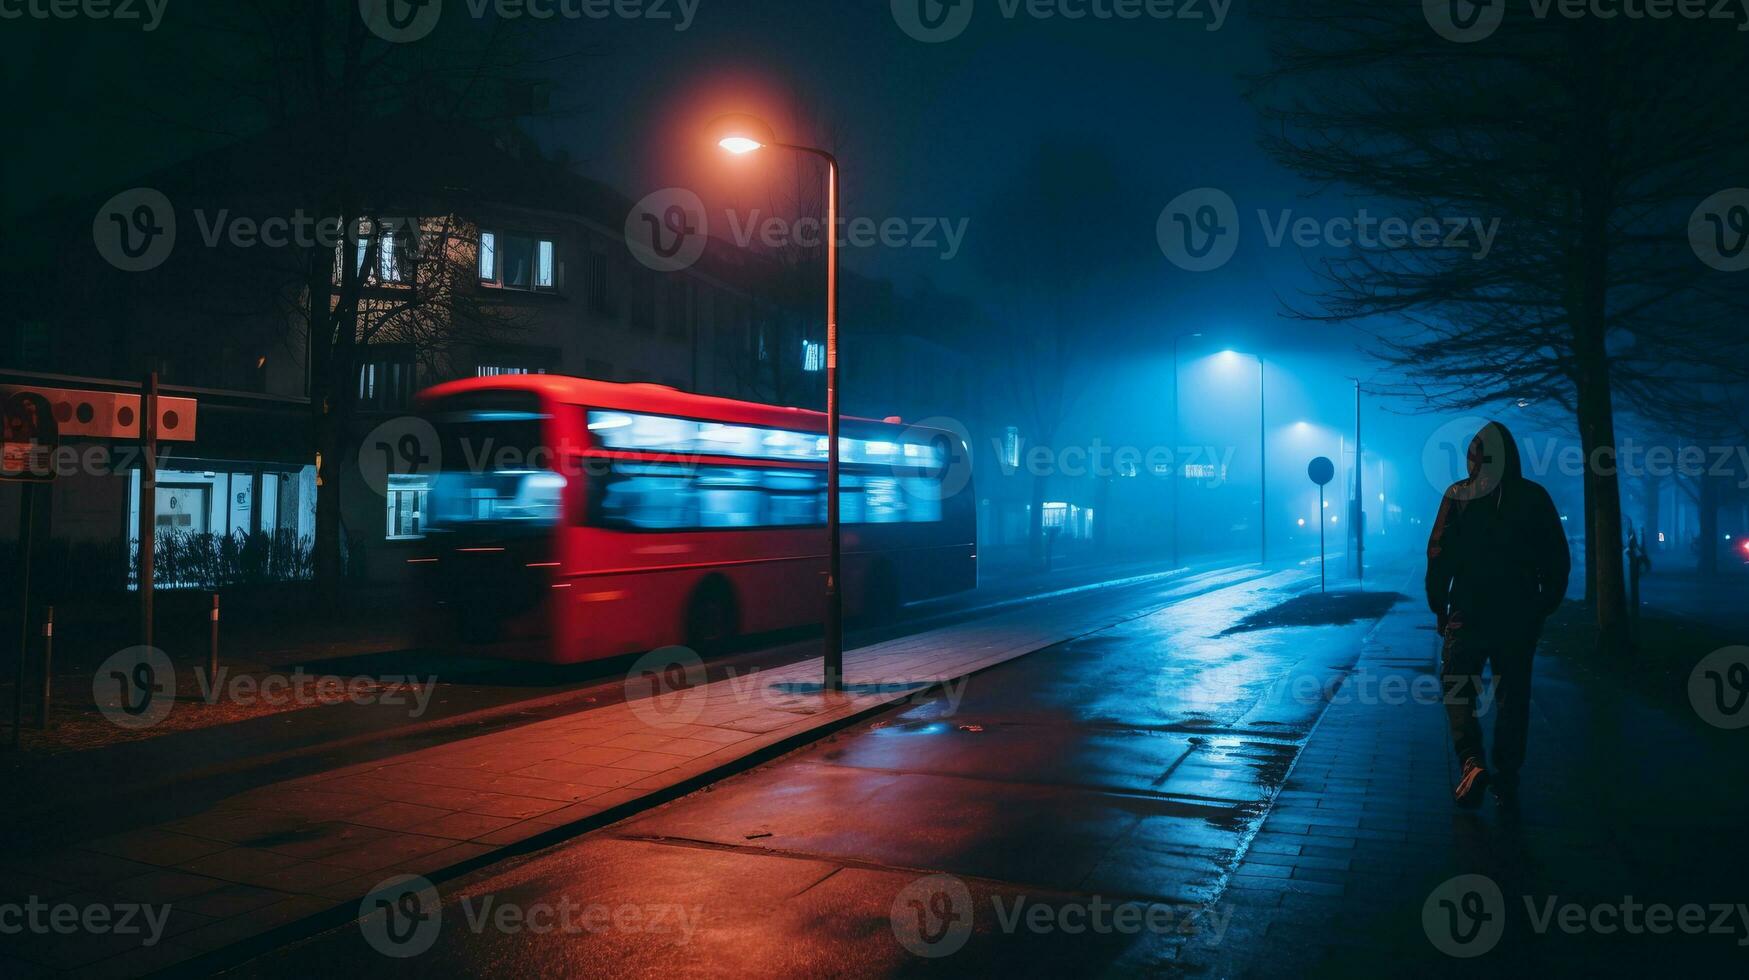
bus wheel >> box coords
[861,561,901,626]
[685,578,739,655]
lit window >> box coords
[348,221,406,283]
[477,366,546,377]
[803,340,824,372]
[479,231,496,281]
[357,352,414,411]
[479,230,556,290]
[1003,427,1020,469]
[380,226,401,282]
[592,459,944,532]
[387,475,429,540]
[585,410,946,469]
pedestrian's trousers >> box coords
[1440,624,1539,784]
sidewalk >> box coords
[1177,586,1749,975]
[0,564,1271,977]
[0,555,1226,842]
[1,553,1206,759]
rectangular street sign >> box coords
[0,384,197,442]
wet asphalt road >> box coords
[3,557,1236,847]
[228,565,1403,978]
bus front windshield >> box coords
[426,395,564,529]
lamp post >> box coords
[713,114,844,692]
[1170,331,1201,569]
[1259,355,1267,567]
[1218,350,1268,567]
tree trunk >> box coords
[1573,309,1630,657]
[1583,476,1598,605]
[1698,474,1719,577]
[306,242,355,600]
[313,407,343,597]
[1643,472,1661,560]
[1569,32,1630,659]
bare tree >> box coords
[973,139,1139,562]
[129,0,586,594]
[1248,0,1749,655]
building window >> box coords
[476,365,546,377]
[126,465,318,588]
[343,220,408,284]
[358,350,415,412]
[1003,427,1021,469]
[386,475,429,540]
[479,230,555,290]
[479,231,496,280]
[802,340,824,372]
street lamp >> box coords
[711,114,845,692]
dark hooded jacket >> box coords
[1425,421,1571,631]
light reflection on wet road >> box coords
[235,565,1403,978]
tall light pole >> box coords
[1170,331,1201,569]
[713,114,844,691]
[1219,350,1268,567]
[1258,355,1267,567]
[1351,378,1363,585]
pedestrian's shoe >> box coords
[1453,758,1490,809]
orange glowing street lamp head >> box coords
[708,113,777,155]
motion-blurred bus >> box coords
[407,376,975,663]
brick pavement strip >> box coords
[0,567,1272,978]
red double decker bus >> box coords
[408,376,976,663]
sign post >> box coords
[3,390,57,747]
[1308,456,1336,594]
[0,379,197,733]
[139,372,158,649]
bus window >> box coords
[425,392,563,528]
[696,467,764,528]
[586,409,947,468]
